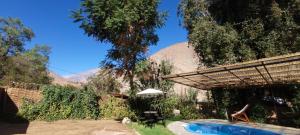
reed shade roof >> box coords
[162,52,300,90]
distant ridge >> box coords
[150,42,200,73]
[48,72,81,87]
[50,42,207,100]
[59,42,200,83]
[64,68,100,83]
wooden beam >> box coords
[179,75,207,89]
[262,62,274,82]
[198,72,226,86]
[163,54,300,79]
[224,67,250,86]
[168,79,203,90]
[255,67,270,84]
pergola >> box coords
[162,52,300,90]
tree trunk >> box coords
[128,71,136,96]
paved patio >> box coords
[167,119,300,135]
[0,120,136,135]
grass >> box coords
[129,120,175,135]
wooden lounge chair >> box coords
[231,104,250,122]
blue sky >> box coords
[0,0,187,76]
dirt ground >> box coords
[0,120,137,135]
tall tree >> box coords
[2,45,52,84]
[0,17,51,85]
[0,17,34,80]
[85,68,121,96]
[135,60,174,93]
[72,0,166,94]
[178,0,300,66]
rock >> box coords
[173,109,180,116]
[122,117,131,124]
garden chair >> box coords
[231,104,250,123]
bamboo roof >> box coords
[162,52,300,90]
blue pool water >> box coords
[185,123,281,135]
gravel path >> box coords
[0,120,136,135]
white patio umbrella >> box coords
[136,88,163,97]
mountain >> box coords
[64,68,100,83]
[51,42,208,101]
[150,42,201,73]
[150,42,207,101]
[63,42,200,83]
[49,72,81,87]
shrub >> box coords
[100,96,136,120]
[177,102,200,120]
[250,104,267,123]
[85,68,121,96]
[292,90,300,127]
[19,85,99,121]
[151,96,179,118]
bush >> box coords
[250,104,267,123]
[19,85,99,121]
[292,90,300,127]
[100,96,136,120]
[177,102,200,120]
[151,96,179,118]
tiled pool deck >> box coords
[167,119,300,135]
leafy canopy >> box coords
[72,0,166,91]
[0,17,34,58]
[135,59,174,93]
[0,17,52,85]
[178,0,300,66]
[85,68,121,96]
[19,85,99,121]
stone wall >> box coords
[5,87,41,107]
[0,87,41,114]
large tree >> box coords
[178,0,300,66]
[135,60,174,93]
[85,68,121,96]
[0,17,34,79]
[72,0,166,93]
[2,45,52,84]
[0,17,51,85]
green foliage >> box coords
[211,88,245,118]
[129,122,174,135]
[178,103,199,120]
[151,96,179,118]
[176,88,201,120]
[183,88,198,104]
[0,17,34,58]
[292,90,300,126]
[250,104,268,123]
[292,87,300,112]
[19,85,99,121]
[190,20,238,66]
[2,45,52,84]
[178,0,300,66]
[135,60,174,93]
[72,0,167,92]
[85,68,121,96]
[0,17,51,85]
[100,96,136,120]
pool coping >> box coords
[167,119,300,135]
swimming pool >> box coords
[185,123,281,135]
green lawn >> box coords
[129,121,174,135]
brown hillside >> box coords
[57,42,208,101]
[150,42,201,73]
[49,72,81,87]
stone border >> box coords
[167,119,300,135]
